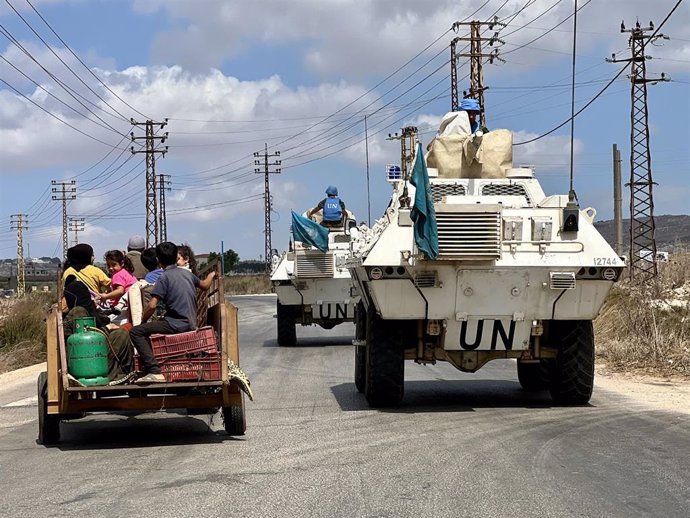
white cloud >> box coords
[128,0,690,78]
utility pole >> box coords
[253,143,281,273]
[131,119,168,248]
[386,126,418,208]
[364,115,371,226]
[9,214,27,297]
[612,144,623,256]
[157,173,171,242]
[607,21,669,281]
[451,18,504,124]
[51,180,76,259]
[68,217,85,246]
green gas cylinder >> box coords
[67,316,109,386]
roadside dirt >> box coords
[596,363,690,415]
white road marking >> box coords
[3,396,38,407]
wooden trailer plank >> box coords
[64,394,226,412]
[45,310,61,415]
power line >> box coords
[23,0,150,120]
[4,0,131,121]
[0,75,126,147]
[0,25,128,133]
[0,54,127,135]
[514,0,684,146]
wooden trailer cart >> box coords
[37,263,248,444]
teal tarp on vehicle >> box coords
[410,142,439,260]
[291,211,329,252]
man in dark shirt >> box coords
[130,242,215,383]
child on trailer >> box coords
[130,242,216,384]
[95,250,137,324]
[176,244,198,276]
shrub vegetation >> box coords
[595,251,690,378]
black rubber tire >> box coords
[354,302,366,393]
[548,320,595,405]
[517,360,551,391]
[222,403,246,436]
[37,371,60,445]
[364,304,404,407]
[276,301,297,347]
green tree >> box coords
[204,250,240,274]
[222,249,239,273]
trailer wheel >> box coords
[222,403,246,436]
[548,320,595,405]
[354,302,366,393]
[517,360,551,391]
[364,305,404,407]
[276,301,297,347]
[37,372,60,445]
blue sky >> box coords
[0,0,688,261]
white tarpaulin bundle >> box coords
[426,111,513,179]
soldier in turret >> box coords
[307,185,346,229]
[459,98,488,134]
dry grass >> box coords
[222,274,273,296]
[595,252,690,378]
[0,293,55,374]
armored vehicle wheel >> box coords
[276,301,297,347]
[364,305,404,407]
[548,320,595,405]
[517,360,551,391]
[37,372,60,445]
[222,403,246,436]
[354,302,366,393]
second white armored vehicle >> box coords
[346,117,623,407]
[271,209,359,347]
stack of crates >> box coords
[137,326,221,382]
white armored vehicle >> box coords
[347,118,623,407]
[271,208,359,347]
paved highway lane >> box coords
[0,295,688,518]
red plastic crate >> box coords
[158,355,222,382]
[150,326,217,360]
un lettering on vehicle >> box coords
[452,318,531,351]
[314,303,353,320]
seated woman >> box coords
[61,243,111,297]
[62,275,133,381]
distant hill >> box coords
[594,214,690,252]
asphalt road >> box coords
[0,295,688,518]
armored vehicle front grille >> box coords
[549,272,576,290]
[436,212,502,260]
[431,183,466,203]
[295,253,334,278]
[414,271,438,288]
[481,183,531,206]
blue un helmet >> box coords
[459,98,480,112]
[326,185,338,196]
